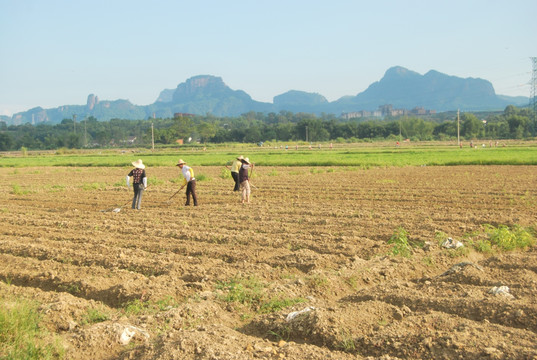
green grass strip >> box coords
[1,145,536,167]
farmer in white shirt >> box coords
[176,159,198,206]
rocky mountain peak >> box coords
[182,75,226,93]
[86,94,99,110]
[382,66,421,80]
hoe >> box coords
[101,199,131,213]
[162,186,184,204]
[102,186,150,212]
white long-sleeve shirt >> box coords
[181,165,195,185]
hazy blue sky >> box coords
[1,0,535,116]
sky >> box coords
[1,0,536,116]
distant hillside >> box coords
[9,95,146,126]
[164,75,272,115]
[155,89,174,103]
[4,67,529,125]
[497,94,528,104]
[273,90,329,113]
[332,66,522,112]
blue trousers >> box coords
[132,184,144,209]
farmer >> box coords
[126,159,147,210]
[176,159,198,206]
[225,155,243,192]
[238,157,253,204]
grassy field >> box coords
[1,141,536,168]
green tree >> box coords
[274,123,295,141]
[296,118,329,141]
[0,132,14,150]
[197,122,217,143]
[433,120,457,138]
[262,125,277,141]
[173,115,194,142]
[461,113,484,139]
[94,130,109,146]
[357,121,384,139]
[154,128,178,144]
[401,117,435,140]
[243,126,262,143]
[65,133,82,148]
[336,122,358,139]
[506,115,529,139]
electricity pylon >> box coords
[530,57,537,137]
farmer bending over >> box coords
[176,159,198,206]
[226,155,243,192]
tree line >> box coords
[0,105,534,151]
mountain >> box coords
[9,95,146,126]
[155,89,175,103]
[332,66,518,112]
[0,115,10,124]
[137,75,274,120]
[161,75,272,116]
[497,94,528,104]
[3,68,529,125]
[273,90,328,113]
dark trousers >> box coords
[231,171,240,191]
[132,184,144,209]
[185,180,198,206]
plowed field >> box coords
[1,165,536,359]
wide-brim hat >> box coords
[132,159,145,169]
[176,159,186,166]
[236,155,244,160]
[242,157,250,164]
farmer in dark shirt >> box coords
[238,157,253,204]
[126,159,147,210]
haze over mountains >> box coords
[3,66,528,125]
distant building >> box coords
[341,110,371,119]
[411,106,426,115]
[119,136,137,145]
[372,110,382,117]
[174,113,195,118]
[341,104,434,120]
[378,104,393,115]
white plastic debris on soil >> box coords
[488,286,515,300]
[119,325,150,345]
[442,237,464,249]
[286,306,315,322]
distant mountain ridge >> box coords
[332,66,501,112]
[4,67,529,125]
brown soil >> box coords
[1,165,536,359]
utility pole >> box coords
[457,109,460,147]
[305,126,308,142]
[530,57,537,137]
[84,117,87,147]
[151,122,155,151]
[73,114,77,134]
